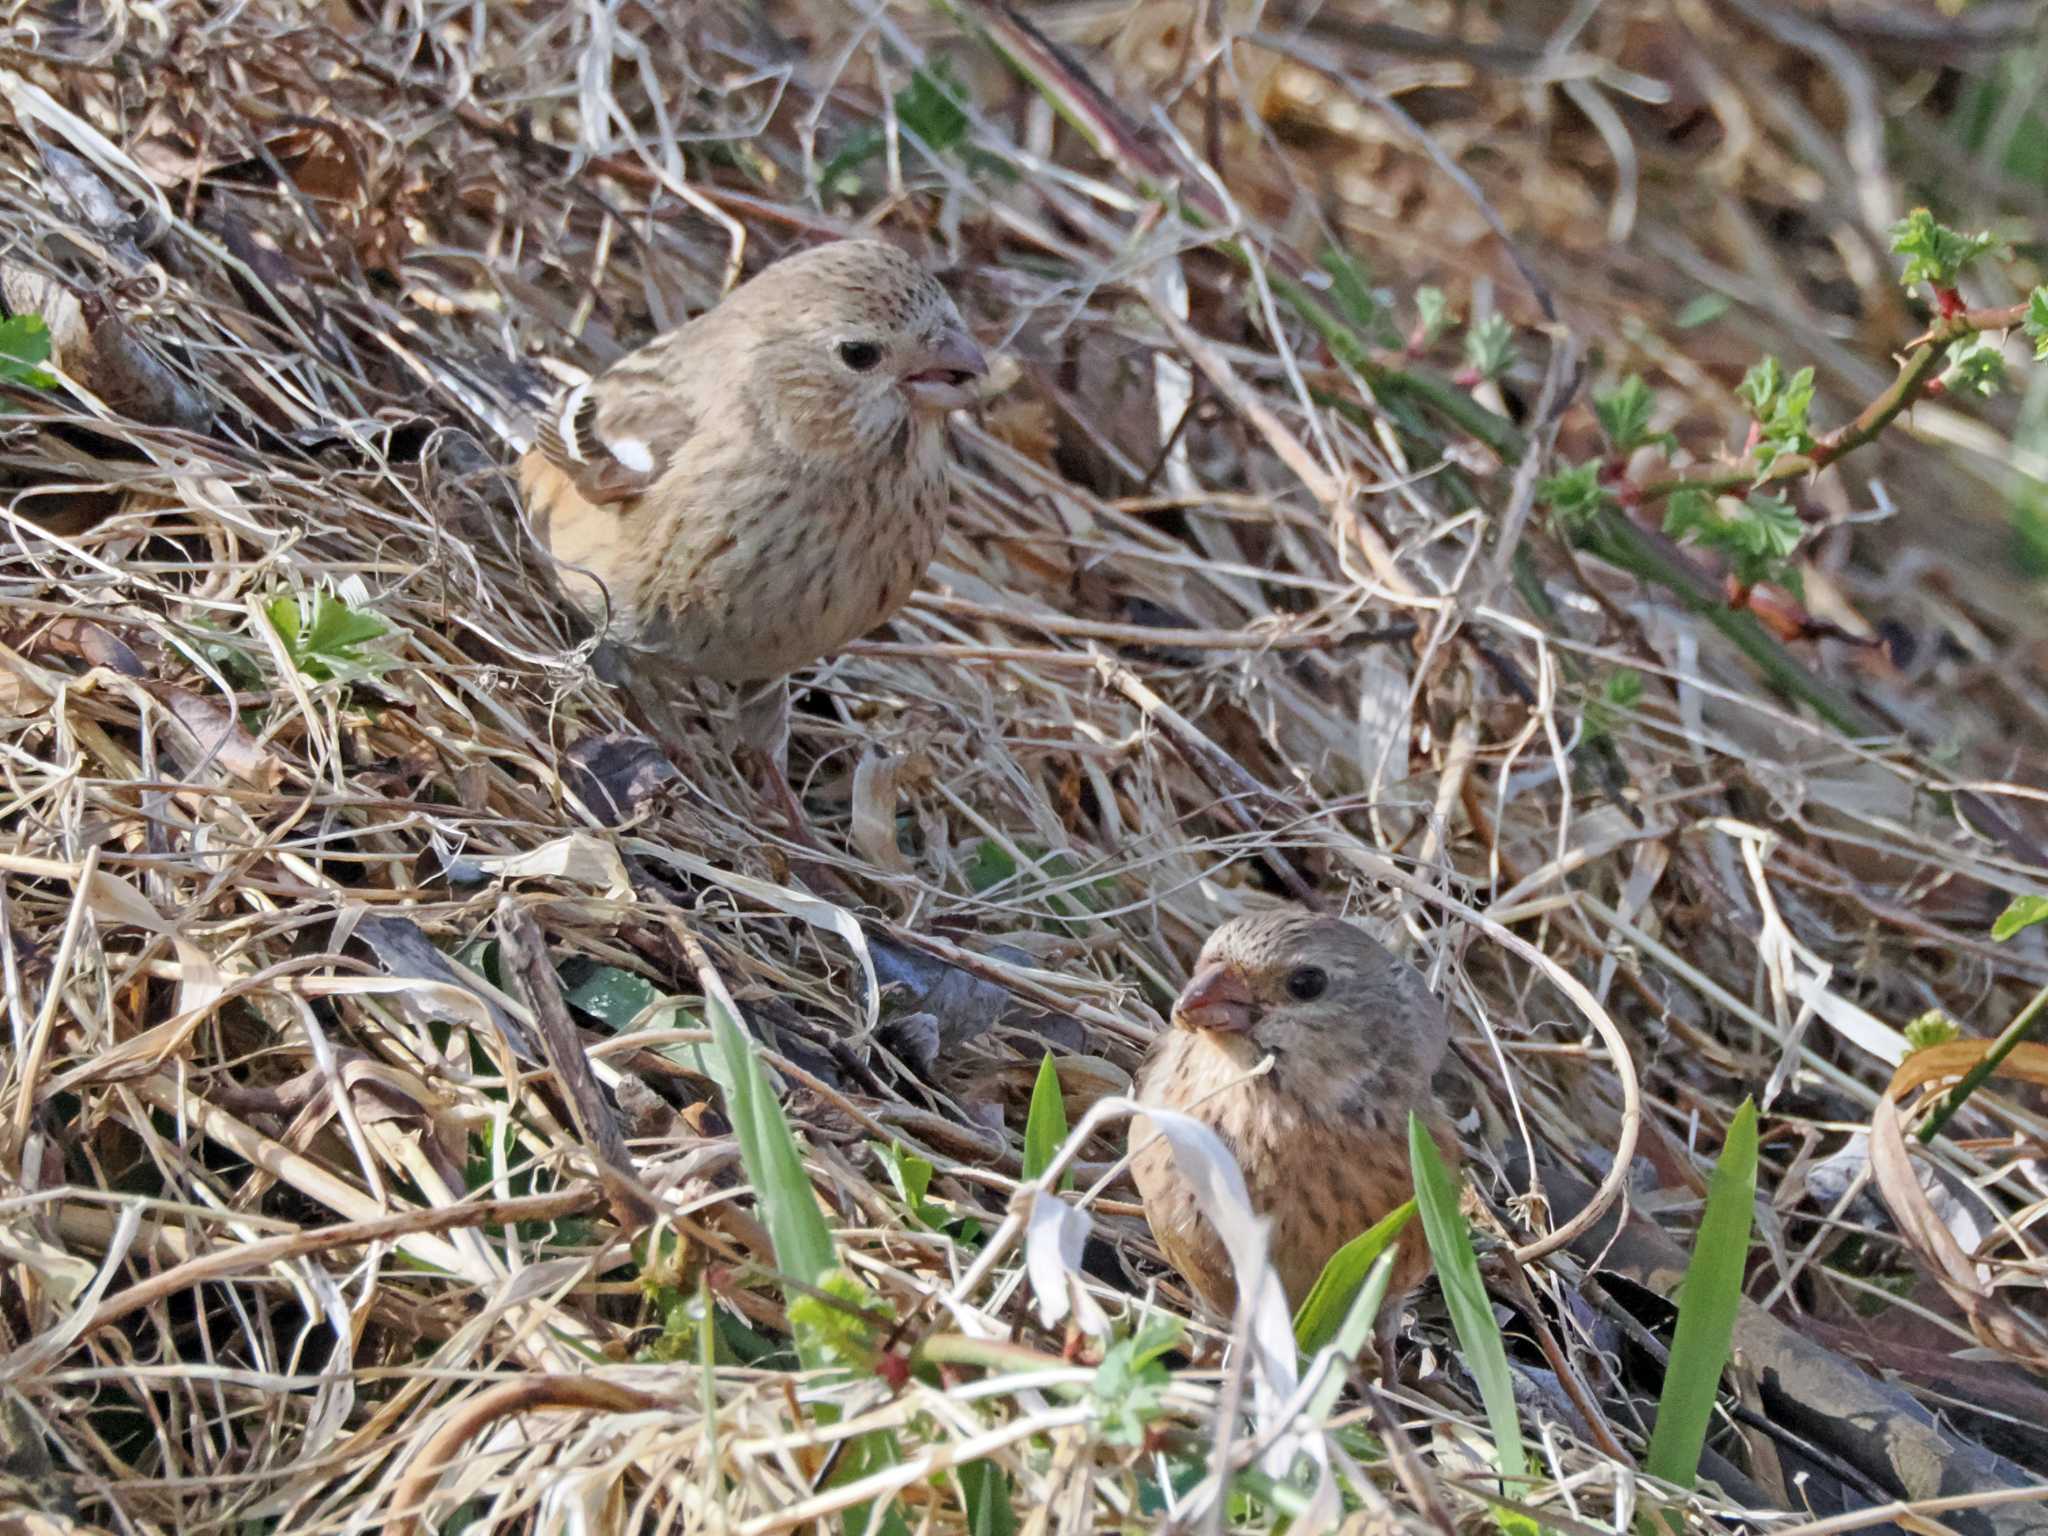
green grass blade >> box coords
[1021,1051,1068,1186]
[1292,1200,1415,1354]
[958,1459,1019,1536]
[1411,1113,1533,1531]
[707,994,911,1536]
[1302,1246,1400,1426]
[707,991,835,1343]
[1645,1099,1758,1490]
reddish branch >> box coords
[1633,299,2033,506]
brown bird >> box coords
[517,238,986,778]
[1130,908,1460,1354]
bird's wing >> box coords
[531,332,704,507]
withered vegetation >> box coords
[2,2,2047,1533]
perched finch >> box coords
[518,238,986,688]
[1130,909,1460,1351]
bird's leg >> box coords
[733,679,833,856]
[1373,1309,1403,1388]
[618,654,698,760]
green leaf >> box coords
[266,595,301,649]
[1673,293,1730,329]
[1582,668,1644,747]
[788,1266,891,1371]
[1993,894,2048,941]
[1292,1200,1415,1354]
[1665,491,1805,591]
[561,964,660,1030]
[874,1141,949,1231]
[1661,487,1714,539]
[303,593,390,653]
[1890,207,2002,290]
[1091,1318,1182,1446]
[1593,376,1671,455]
[705,990,837,1334]
[1463,313,1519,381]
[1645,1099,1758,1490]
[264,590,396,683]
[962,839,1116,935]
[2025,289,2048,361]
[1941,334,2007,397]
[958,1460,1019,1536]
[1300,1246,1402,1431]
[1734,493,1803,560]
[1735,356,1783,416]
[1903,1009,1961,1052]
[1022,1051,1070,1188]
[898,59,972,151]
[0,314,57,390]
[1411,1114,1533,1531]
[1536,460,1612,532]
[1414,286,1454,346]
[819,59,1003,191]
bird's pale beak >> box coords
[900,325,988,413]
[1172,962,1256,1035]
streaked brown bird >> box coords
[517,238,986,778]
[1130,908,1460,1358]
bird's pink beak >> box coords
[900,325,988,413]
[1172,962,1255,1035]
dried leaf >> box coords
[150,683,283,790]
[849,743,913,873]
[1869,1041,2048,1369]
[473,834,634,901]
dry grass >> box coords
[4,1,2048,1532]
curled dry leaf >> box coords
[1023,1187,1110,1337]
[1869,1039,2048,1370]
[149,683,284,791]
[40,617,147,677]
[1075,1093,1301,1468]
[472,833,634,902]
[849,742,913,874]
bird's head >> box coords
[733,238,986,460]
[1171,909,1449,1107]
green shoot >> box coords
[1413,286,1455,347]
[1090,1317,1182,1445]
[2024,289,2048,360]
[1594,376,1674,456]
[1292,1200,1414,1354]
[1644,1099,1757,1492]
[1464,313,1519,381]
[1411,1114,1535,1534]
[1536,461,1613,531]
[1022,1051,1070,1189]
[1890,208,2001,292]
[1903,1009,1961,1053]
[265,590,396,684]
[1734,358,1816,471]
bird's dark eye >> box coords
[1285,965,1328,1002]
[837,340,883,371]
